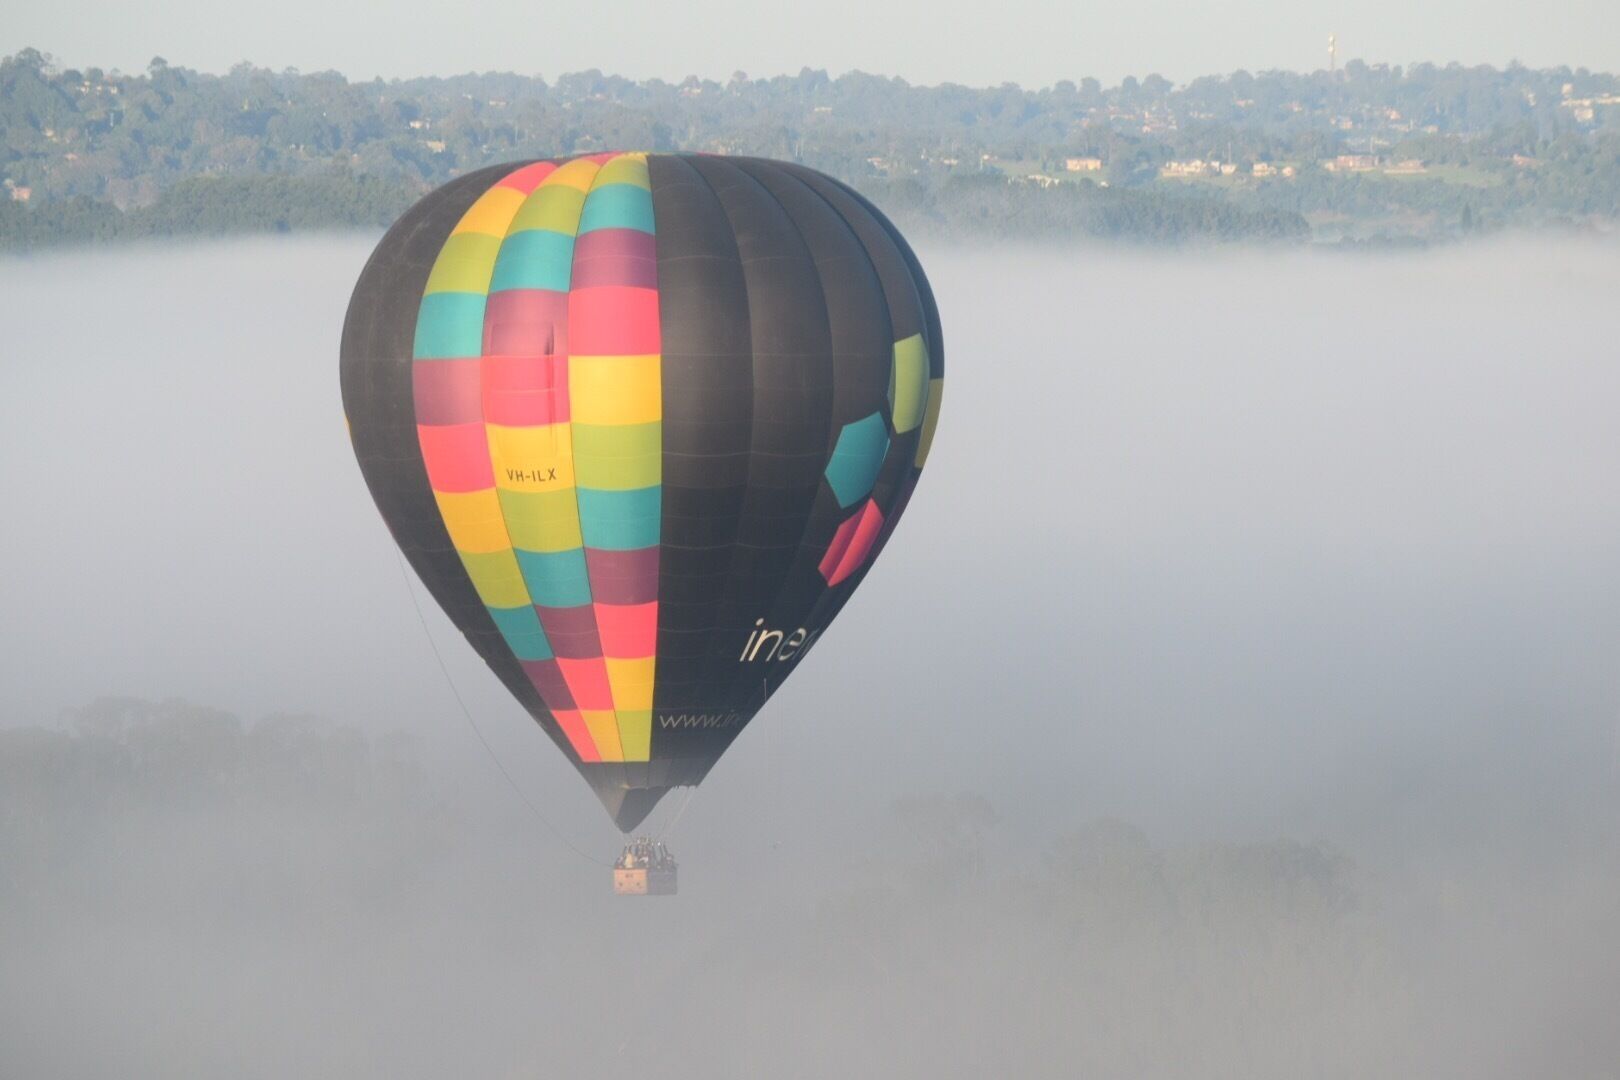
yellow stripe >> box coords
[451,185,527,236]
[582,711,624,760]
[605,657,655,711]
[548,157,602,192]
[457,549,530,608]
[891,333,930,433]
[617,711,652,761]
[487,422,576,492]
[915,378,944,467]
[497,489,584,552]
[434,489,510,554]
[569,355,661,424]
[424,233,503,295]
[593,152,651,190]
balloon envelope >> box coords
[340,153,943,831]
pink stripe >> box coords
[820,499,884,586]
[558,657,614,710]
[569,286,660,355]
[497,161,559,194]
[549,709,601,762]
[595,601,658,657]
[417,423,494,493]
[482,354,569,426]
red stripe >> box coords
[482,354,569,426]
[568,287,660,355]
[595,601,658,657]
[557,657,614,710]
[417,423,493,493]
[549,709,601,762]
[497,161,558,194]
[820,499,884,586]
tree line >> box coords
[2,46,1617,249]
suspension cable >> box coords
[394,551,612,868]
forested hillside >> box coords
[3,47,1618,247]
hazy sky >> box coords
[8,0,1620,86]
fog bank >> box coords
[3,236,1619,1077]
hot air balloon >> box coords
[339,153,943,851]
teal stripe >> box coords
[577,486,661,550]
[578,185,656,234]
[489,229,576,293]
[825,412,890,508]
[514,548,592,608]
[413,292,487,359]
[487,604,553,661]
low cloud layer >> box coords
[2,236,1618,1077]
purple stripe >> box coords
[483,289,569,356]
[537,604,603,658]
[585,547,661,604]
[571,228,658,289]
[520,657,576,709]
[412,359,483,425]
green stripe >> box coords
[572,422,662,490]
[424,233,503,295]
[890,333,930,433]
[510,187,587,235]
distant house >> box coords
[1161,159,1215,177]
[1161,159,1238,178]
[1252,162,1276,177]
[8,185,31,203]
[1558,94,1619,124]
[1064,156,1103,172]
[1324,154,1379,172]
[1383,159,1427,175]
